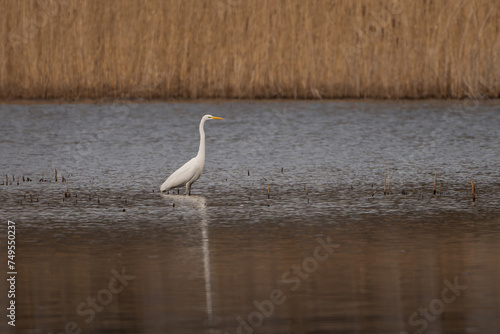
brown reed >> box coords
[471,180,476,202]
[384,163,387,196]
[433,169,437,195]
[0,0,499,100]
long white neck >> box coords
[197,117,206,160]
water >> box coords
[0,100,499,333]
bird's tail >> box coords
[160,180,170,192]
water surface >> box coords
[0,100,499,333]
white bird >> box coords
[160,115,224,195]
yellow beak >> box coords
[210,116,224,120]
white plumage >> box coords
[160,114,224,195]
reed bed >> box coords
[0,0,499,100]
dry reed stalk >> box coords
[55,168,58,182]
[0,0,499,100]
[387,171,390,195]
[384,163,387,196]
[433,169,437,195]
[471,180,476,202]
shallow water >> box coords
[0,100,499,333]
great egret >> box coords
[160,115,224,195]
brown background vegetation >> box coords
[0,0,499,100]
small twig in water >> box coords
[387,170,390,195]
[471,180,476,202]
[433,169,437,195]
[384,162,387,196]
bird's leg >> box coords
[186,183,191,196]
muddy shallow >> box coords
[1,100,499,333]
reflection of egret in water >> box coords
[161,194,214,323]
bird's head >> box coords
[205,115,224,121]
